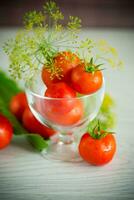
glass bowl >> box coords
[25,72,105,162]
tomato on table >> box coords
[42,51,81,86]
[9,92,28,120]
[22,108,56,139]
[44,99,83,126]
[79,124,116,166]
[45,82,76,114]
[70,60,103,94]
[0,114,13,149]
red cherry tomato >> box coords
[45,82,76,98]
[54,51,81,81]
[0,114,13,149]
[9,92,28,120]
[45,82,76,114]
[79,132,116,166]
[71,64,103,94]
[22,108,55,139]
[44,99,83,126]
[41,68,60,87]
[42,51,81,86]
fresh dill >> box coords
[3,1,123,81]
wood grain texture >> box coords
[0,28,134,200]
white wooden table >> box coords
[0,28,134,200]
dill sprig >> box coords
[3,1,82,81]
[23,11,45,29]
[3,1,123,81]
[77,38,123,69]
[43,1,64,22]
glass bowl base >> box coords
[41,141,82,162]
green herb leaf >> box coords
[88,93,116,132]
[27,134,49,151]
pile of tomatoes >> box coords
[0,92,55,150]
[41,51,103,126]
[42,51,103,95]
[9,92,56,139]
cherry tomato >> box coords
[45,82,76,114]
[44,99,83,126]
[71,63,103,94]
[9,92,28,120]
[41,67,60,87]
[0,114,13,149]
[22,108,55,139]
[45,82,76,98]
[42,51,81,86]
[54,51,81,81]
[79,132,116,166]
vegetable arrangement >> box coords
[1,1,121,165]
[0,70,116,165]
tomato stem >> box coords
[89,120,114,140]
[84,57,104,73]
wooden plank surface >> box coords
[0,28,134,200]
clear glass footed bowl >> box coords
[25,72,105,162]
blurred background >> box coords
[0,0,134,27]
